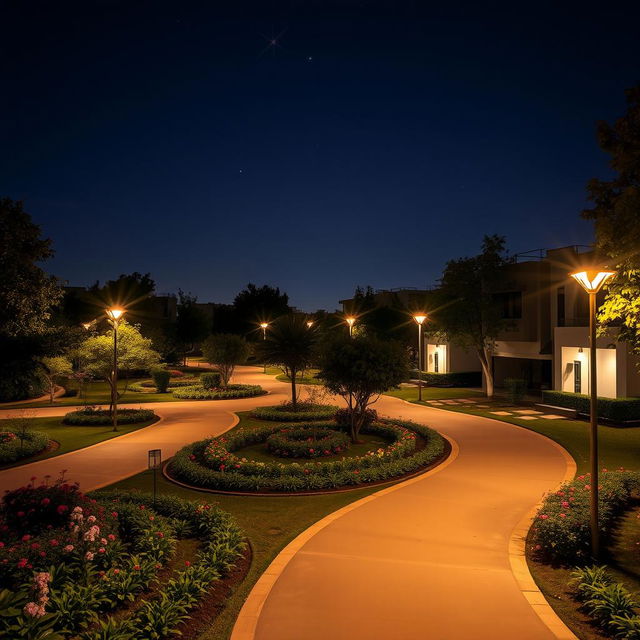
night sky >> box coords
[2,1,639,311]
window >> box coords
[494,291,522,319]
[574,360,581,393]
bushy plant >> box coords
[409,370,482,387]
[200,372,222,389]
[335,408,377,430]
[266,427,351,458]
[0,428,49,464]
[504,378,527,404]
[530,470,640,564]
[201,334,249,387]
[542,390,640,422]
[251,403,339,421]
[150,369,171,393]
[63,408,156,426]
[172,384,265,400]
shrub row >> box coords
[266,427,351,458]
[62,408,157,426]
[251,403,339,421]
[129,378,199,392]
[172,384,266,400]
[542,391,640,422]
[530,470,640,564]
[408,370,482,387]
[0,429,49,464]
[570,566,640,639]
[170,419,445,492]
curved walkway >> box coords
[0,367,289,492]
[234,388,576,640]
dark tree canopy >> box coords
[582,85,640,357]
[201,334,249,386]
[175,290,210,361]
[233,283,291,337]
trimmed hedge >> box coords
[0,429,49,464]
[542,390,640,422]
[409,370,482,387]
[251,403,339,421]
[170,419,446,492]
[266,427,351,458]
[200,372,222,389]
[63,408,157,426]
[130,377,200,392]
[172,384,266,400]
[530,470,640,564]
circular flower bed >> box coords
[172,384,266,400]
[170,419,446,493]
[62,408,157,426]
[266,427,350,458]
[251,403,339,422]
[129,378,200,392]
[0,478,246,639]
[0,430,49,465]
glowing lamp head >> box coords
[81,322,92,331]
[570,269,616,294]
[346,316,356,327]
[260,322,269,329]
[306,320,314,328]
[413,314,427,325]
[106,308,125,321]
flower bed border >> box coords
[62,408,158,426]
[172,384,267,400]
[251,404,339,422]
[0,429,50,464]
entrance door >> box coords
[574,361,582,394]
[434,351,439,373]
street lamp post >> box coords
[105,308,125,432]
[260,322,269,373]
[346,316,356,338]
[413,314,427,402]
[306,320,314,329]
[148,449,162,506]
[569,268,615,560]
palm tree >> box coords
[257,315,317,410]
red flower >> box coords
[57,505,69,514]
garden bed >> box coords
[251,403,339,421]
[168,418,447,494]
[129,378,200,392]
[0,479,247,640]
[62,407,158,425]
[0,428,50,464]
[172,384,266,400]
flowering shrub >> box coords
[266,427,351,458]
[62,408,157,426]
[251,403,339,422]
[168,369,184,378]
[0,490,246,640]
[171,419,446,493]
[530,470,640,564]
[0,429,49,464]
[172,384,266,400]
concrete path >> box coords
[0,367,290,492]
[237,390,574,640]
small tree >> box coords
[201,334,249,387]
[257,315,317,410]
[40,356,73,404]
[317,335,409,443]
[77,322,160,413]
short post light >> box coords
[260,322,269,373]
[413,314,427,402]
[105,308,125,432]
[148,448,162,506]
[346,316,356,338]
[569,267,615,560]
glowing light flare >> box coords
[106,308,125,321]
[306,320,314,328]
[345,317,356,327]
[413,314,427,325]
[260,322,269,329]
[570,270,616,294]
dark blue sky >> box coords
[2,1,639,311]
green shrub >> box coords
[200,372,222,389]
[409,370,482,387]
[251,403,339,421]
[541,390,640,422]
[172,384,265,400]
[0,429,49,464]
[335,408,377,430]
[151,369,171,393]
[531,471,640,564]
[266,427,351,458]
[63,408,157,426]
[504,378,527,404]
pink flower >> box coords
[21,534,31,542]
[17,558,28,568]
[85,551,94,561]
[56,505,69,514]
[108,534,116,541]
[41,498,50,506]
[561,501,569,508]
[98,548,105,554]
[185,561,191,567]
[63,545,74,552]
[539,514,549,520]
[23,602,46,618]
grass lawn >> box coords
[263,366,323,385]
[385,386,485,401]
[0,415,157,469]
[99,409,437,639]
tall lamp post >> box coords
[569,268,615,560]
[260,322,269,373]
[105,308,125,432]
[413,314,427,402]
[346,316,356,338]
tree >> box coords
[0,198,63,337]
[233,283,291,337]
[201,334,249,387]
[257,315,317,409]
[40,356,73,404]
[317,335,409,443]
[88,272,156,326]
[582,85,640,357]
[434,235,509,397]
[77,322,160,412]
[175,290,210,364]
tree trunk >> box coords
[477,347,494,397]
[291,370,297,411]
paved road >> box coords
[245,392,572,640]
[0,366,290,492]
